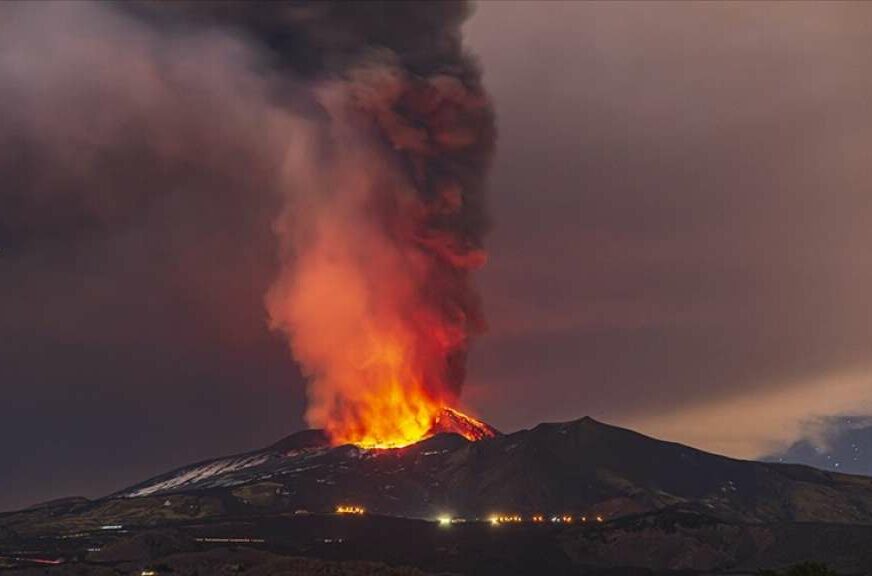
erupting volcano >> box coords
[266,27,495,449]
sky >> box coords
[2,1,872,511]
[767,416,872,476]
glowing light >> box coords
[490,514,522,525]
[438,516,452,527]
[311,335,493,450]
[335,505,365,515]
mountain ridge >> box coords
[7,415,872,532]
[97,415,872,525]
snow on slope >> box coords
[126,453,271,497]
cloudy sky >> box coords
[3,1,872,510]
[464,1,872,457]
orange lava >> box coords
[324,363,491,449]
[319,336,492,450]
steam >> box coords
[0,2,493,445]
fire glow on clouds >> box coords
[0,2,494,450]
[267,66,495,448]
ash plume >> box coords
[0,1,494,447]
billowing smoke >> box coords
[267,63,493,447]
[0,2,493,448]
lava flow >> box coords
[340,404,496,450]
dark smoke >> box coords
[0,1,494,447]
[0,1,488,253]
[129,2,473,76]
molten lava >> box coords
[334,403,495,449]
[322,333,497,449]
[427,407,500,442]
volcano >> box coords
[6,417,872,574]
[5,416,865,526]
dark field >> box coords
[3,510,872,575]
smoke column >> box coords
[0,1,494,448]
[259,8,495,448]
[267,62,493,447]
[172,2,496,446]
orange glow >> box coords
[325,334,443,449]
[268,209,493,449]
[335,505,365,515]
[266,70,494,454]
[491,514,523,524]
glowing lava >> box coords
[322,335,496,449]
[336,403,495,449]
[267,65,495,452]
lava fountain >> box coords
[268,63,495,449]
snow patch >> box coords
[126,454,270,497]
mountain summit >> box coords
[94,416,872,524]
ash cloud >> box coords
[0,1,481,253]
[0,1,491,507]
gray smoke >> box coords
[0,1,494,444]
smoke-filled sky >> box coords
[3,1,872,511]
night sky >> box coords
[3,2,872,511]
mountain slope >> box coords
[106,416,872,524]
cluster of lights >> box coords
[488,514,606,525]
[335,505,366,515]
[489,514,523,525]
[552,515,575,523]
[336,505,605,525]
[550,514,604,524]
